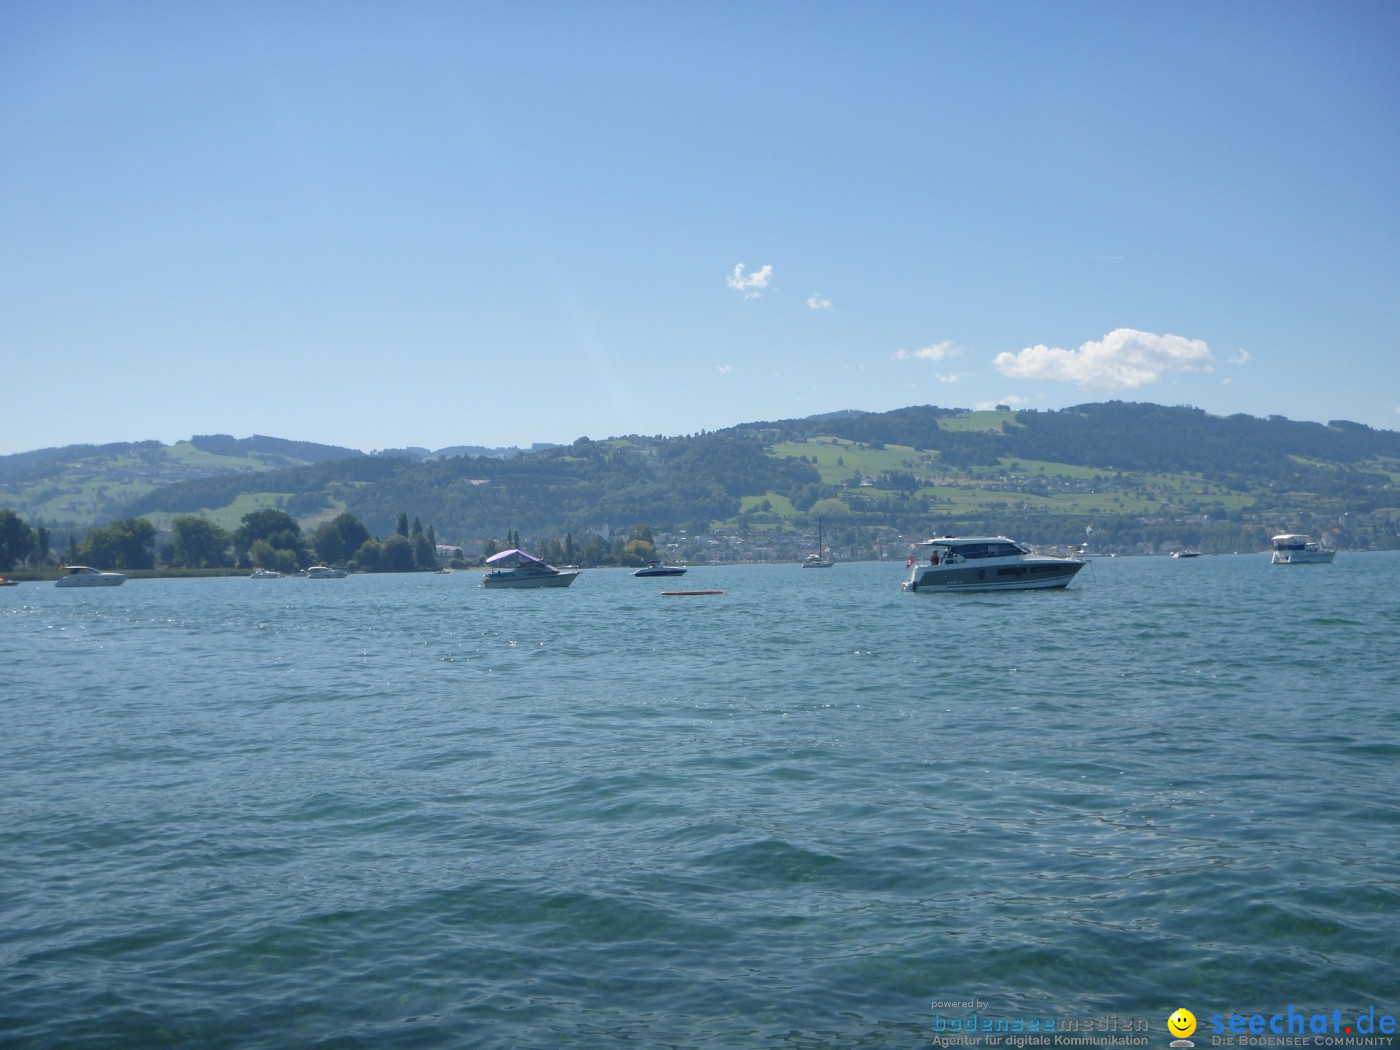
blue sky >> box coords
[2,2,1397,456]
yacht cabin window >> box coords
[949,542,1026,560]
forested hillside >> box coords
[5,402,1397,558]
[0,435,363,528]
[763,402,1400,473]
[124,433,821,540]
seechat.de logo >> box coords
[1169,1008,1197,1047]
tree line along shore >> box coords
[0,506,670,578]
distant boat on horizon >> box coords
[802,518,835,568]
[633,560,686,577]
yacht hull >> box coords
[904,559,1082,592]
[481,570,579,589]
[55,572,126,587]
[1271,550,1335,564]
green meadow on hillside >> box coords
[4,403,1397,558]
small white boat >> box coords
[1270,534,1335,564]
[903,536,1084,593]
[802,518,835,568]
[633,561,686,577]
[481,548,578,589]
[55,565,126,588]
[249,568,283,579]
[305,565,349,579]
[1172,550,1201,559]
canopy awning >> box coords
[486,548,544,566]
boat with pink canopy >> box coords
[480,548,579,589]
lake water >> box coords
[3,555,1398,1048]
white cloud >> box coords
[716,364,732,374]
[936,372,968,383]
[992,328,1213,390]
[806,292,831,310]
[1229,348,1250,365]
[893,341,960,362]
[726,263,772,298]
[974,395,1030,410]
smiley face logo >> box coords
[1169,1009,1197,1039]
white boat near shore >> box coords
[55,565,126,587]
[802,518,835,568]
[903,536,1084,593]
[481,549,579,589]
[633,560,686,577]
[1270,534,1335,564]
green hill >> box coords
[0,436,363,531]
[4,403,1397,557]
[94,402,1400,556]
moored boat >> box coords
[481,549,579,589]
[249,567,283,579]
[1270,534,1335,564]
[802,518,835,568]
[633,560,686,577]
[305,565,349,578]
[903,536,1084,593]
[54,565,126,588]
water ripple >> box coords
[2,556,1398,1046]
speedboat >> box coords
[0,577,18,586]
[55,565,126,588]
[1270,534,1335,564]
[903,536,1084,593]
[249,568,283,579]
[481,548,579,589]
[1172,550,1201,559]
[305,565,349,579]
[633,560,686,577]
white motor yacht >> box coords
[481,549,578,589]
[55,565,126,588]
[903,536,1084,592]
[1270,534,1335,564]
[249,568,283,579]
[305,565,349,579]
